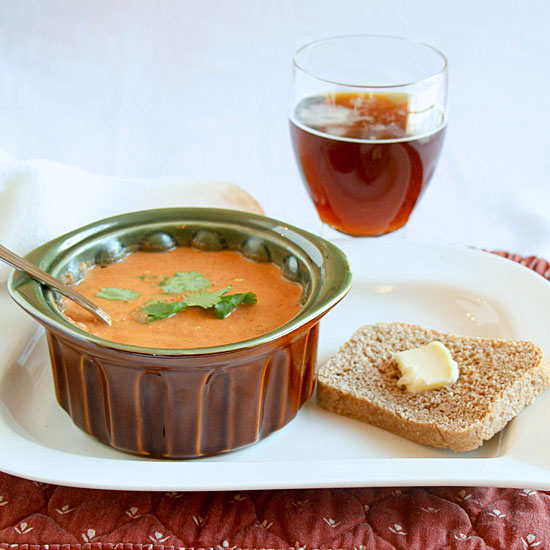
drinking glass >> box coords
[289,35,448,237]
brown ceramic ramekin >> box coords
[8,208,352,458]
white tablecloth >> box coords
[1,0,549,258]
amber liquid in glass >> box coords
[290,92,446,236]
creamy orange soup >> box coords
[64,247,303,349]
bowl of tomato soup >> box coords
[8,208,352,458]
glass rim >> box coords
[292,34,448,89]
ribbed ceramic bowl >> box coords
[8,208,352,458]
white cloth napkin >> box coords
[0,151,263,282]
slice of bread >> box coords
[317,323,549,452]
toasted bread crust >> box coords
[317,323,549,452]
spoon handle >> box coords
[0,244,111,325]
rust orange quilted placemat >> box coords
[0,475,549,549]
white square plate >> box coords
[1,239,549,490]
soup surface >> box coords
[64,247,303,349]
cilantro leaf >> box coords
[160,272,211,294]
[138,300,186,322]
[95,287,140,301]
[214,292,257,319]
[183,286,232,309]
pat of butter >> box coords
[394,341,458,392]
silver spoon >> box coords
[0,243,112,325]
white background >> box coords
[1,0,549,257]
